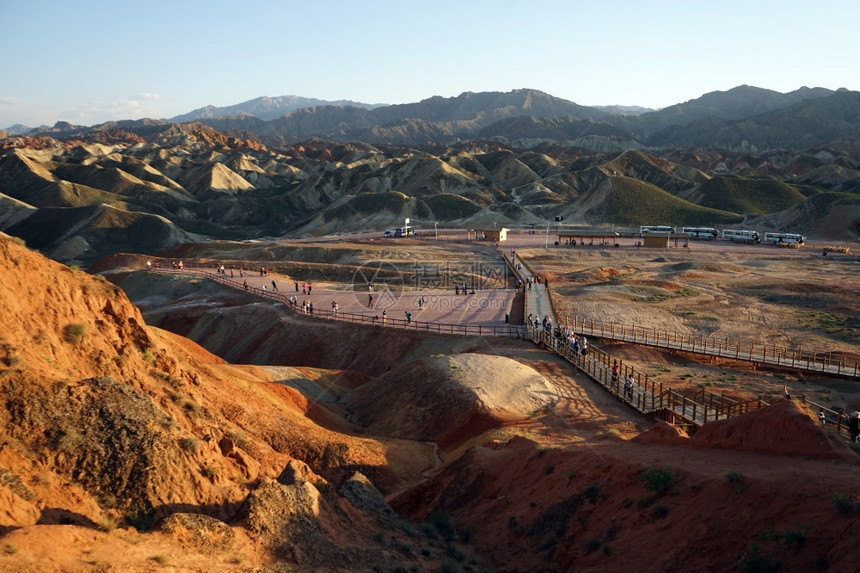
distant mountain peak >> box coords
[170,95,386,123]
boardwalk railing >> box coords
[796,395,857,438]
[148,265,525,339]
[526,325,768,427]
[565,314,859,378]
[499,249,529,319]
[526,325,855,439]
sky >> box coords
[1,0,858,128]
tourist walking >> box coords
[849,411,860,443]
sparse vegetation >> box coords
[98,514,119,532]
[651,505,669,519]
[227,429,247,448]
[63,322,86,344]
[179,437,201,452]
[637,465,677,495]
[183,401,203,416]
[584,484,600,504]
[535,445,553,456]
[609,175,742,226]
[141,348,156,365]
[3,543,19,555]
[832,492,860,514]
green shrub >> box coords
[535,445,552,456]
[832,492,860,514]
[98,514,119,532]
[179,437,201,452]
[637,465,676,495]
[584,484,600,503]
[227,429,247,448]
[63,322,86,344]
[141,348,156,365]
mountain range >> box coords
[0,85,858,265]
[5,85,859,152]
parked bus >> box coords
[722,229,761,243]
[763,232,805,245]
[681,227,718,239]
[640,225,676,234]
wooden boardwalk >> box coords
[526,327,768,428]
[564,315,859,378]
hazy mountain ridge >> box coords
[7,86,858,152]
[164,86,860,151]
[169,94,386,122]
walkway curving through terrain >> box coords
[140,254,854,435]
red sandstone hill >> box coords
[391,400,859,572]
[0,234,468,571]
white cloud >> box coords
[0,94,173,128]
[59,98,167,125]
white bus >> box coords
[722,229,761,243]
[763,232,805,245]
[681,227,718,239]
[640,225,676,234]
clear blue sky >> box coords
[1,0,857,128]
